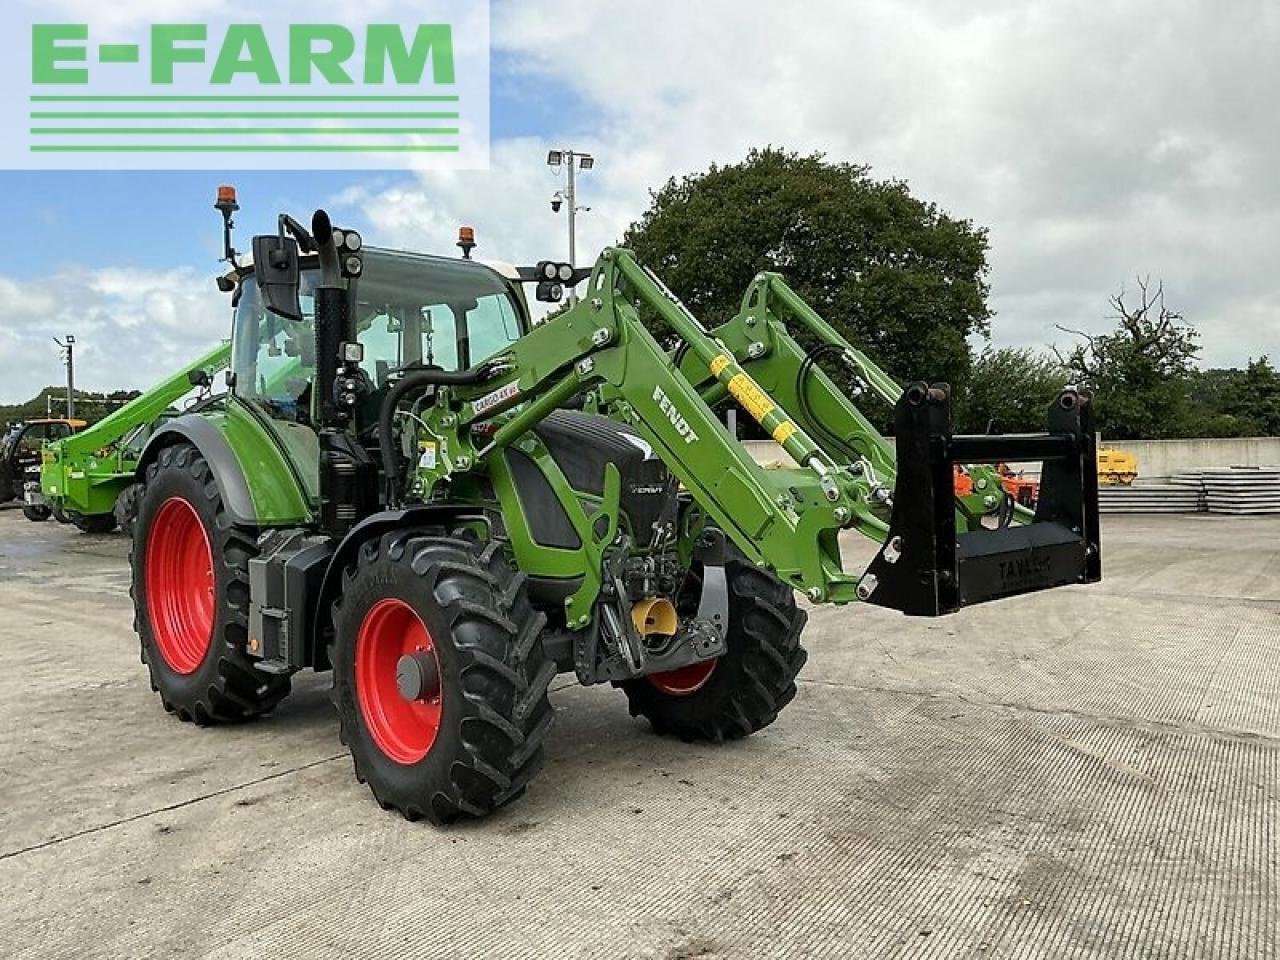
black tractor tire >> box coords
[623,557,808,742]
[71,511,118,534]
[0,480,14,503]
[114,482,144,539]
[23,504,51,522]
[331,532,554,824]
[131,443,291,724]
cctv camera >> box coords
[551,198,563,213]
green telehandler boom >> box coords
[29,341,230,534]
[126,195,1100,824]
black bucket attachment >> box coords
[858,383,1101,616]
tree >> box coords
[621,148,992,392]
[1190,358,1280,437]
[1055,278,1199,439]
[956,348,1069,434]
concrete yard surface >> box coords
[0,508,1277,959]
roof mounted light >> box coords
[215,184,239,212]
[457,225,476,260]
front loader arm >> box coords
[683,272,1018,526]
[429,249,877,604]
[419,247,1098,617]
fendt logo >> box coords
[653,386,701,446]
[1,1,490,170]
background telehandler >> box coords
[127,192,1100,823]
[28,343,230,534]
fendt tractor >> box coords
[127,189,1100,823]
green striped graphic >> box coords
[31,144,462,153]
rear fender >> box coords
[138,411,313,527]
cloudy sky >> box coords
[3,0,1278,402]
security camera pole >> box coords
[547,148,595,306]
[53,335,76,419]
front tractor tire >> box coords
[623,558,808,742]
[331,533,554,824]
[131,443,291,724]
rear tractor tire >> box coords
[623,557,808,742]
[131,443,291,724]
[331,533,554,824]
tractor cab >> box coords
[227,246,530,505]
[0,418,84,503]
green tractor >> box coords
[128,196,1100,823]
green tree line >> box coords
[0,387,142,429]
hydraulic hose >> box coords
[378,364,499,506]
[796,341,866,462]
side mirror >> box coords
[187,369,212,389]
[251,234,302,321]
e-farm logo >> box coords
[2,2,490,170]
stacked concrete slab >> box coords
[1100,466,1280,515]
[1199,467,1280,514]
[1098,480,1205,514]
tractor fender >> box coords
[137,416,258,526]
[310,506,487,670]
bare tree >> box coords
[1054,276,1198,382]
[1051,277,1199,439]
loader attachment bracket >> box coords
[859,383,1100,616]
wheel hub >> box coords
[396,651,441,702]
[355,598,443,765]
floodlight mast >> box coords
[53,335,76,418]
[547,148,595,306]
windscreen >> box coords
[232,250,525,426]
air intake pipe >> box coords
[311,210,349,432]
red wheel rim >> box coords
[355,599,442,765]
[648,660,717,696]
[145,497,215,675]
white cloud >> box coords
[0,266,228,400]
